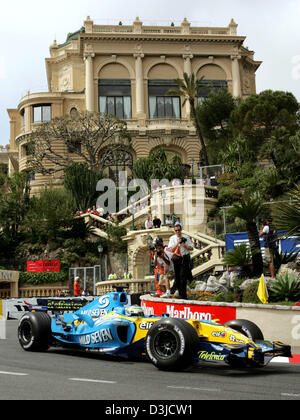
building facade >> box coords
[7,16,261,193]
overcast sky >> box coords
[1,0,300,146]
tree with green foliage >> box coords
[26,111,131,176]
[229,197,265,277]
[230,90,299,168]
[196,87,236,163]
[272,184,300,240]
[64,162,100,211]
[0,172,31,242]
[24,187,76,243]
[133,147,186,189]
[168,73,209,165]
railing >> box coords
[145,118,190,127]
[0,282,69,299]
[91,24,233,36]
[96,278,151,295]
[182,229,225,277]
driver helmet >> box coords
[125,305,145,317]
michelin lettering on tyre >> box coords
[174,325,185,355]
[146,335,157,364]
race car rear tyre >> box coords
[225,319,264,341]
[145,319,199,371]
[18,312,52,352]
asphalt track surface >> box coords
[0,321,300,401]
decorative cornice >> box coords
[79,33,246,45]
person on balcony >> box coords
[145,215,153,229]
[153,215,162,229]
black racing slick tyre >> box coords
[145,318,199,371]
[225,319,264,341]
[18,312,52,352]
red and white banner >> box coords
[27,260,60,273]
[141,298,236,324]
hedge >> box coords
[19,271,68,285]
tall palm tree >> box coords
[229,197,265,277]
[168,73,209,166]
[272,184,300,240]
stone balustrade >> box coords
[0,282,69,299]
[96,278,151,295]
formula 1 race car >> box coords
[18,288,292,370]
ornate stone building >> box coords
[7,16,261,193]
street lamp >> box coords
[147,235,154,276]
[190,158,195,184]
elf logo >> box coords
[139,321,154,330]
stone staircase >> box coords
[81,184,225,279]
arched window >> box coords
[196,64,228,104]
[101,148,133,184]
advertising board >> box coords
[27,260,60,273]
[141,299,236,324]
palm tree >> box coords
[229,197,265,277]
[168,73,209,166]
[272,184,300,240]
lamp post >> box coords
[161,189,166,226]
[190,158,195,184]
[147,235,154,276]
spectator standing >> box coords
[145,215,153,230]
[153,216,162,229]
[73,276,81,297]
[175,217,183,228]
[259,218,278,279]
[153,238,174,298]
[165,215,173,227]
[168,224,194,299]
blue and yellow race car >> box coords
[18,288,292,370]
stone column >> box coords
[231,54,242,97]
[134,53,145,118]
[183,54,193,76]
[183,53,193,116]
[84,51,95,112]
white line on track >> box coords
[0,371,28,376]
[69,378,117,384]
[167,385,221,393]
[281,393,300,398]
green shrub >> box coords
[19,271,68,285]
[242,281,261,304]
[222,243,258,277]
[270,273,300,302]
[214,288,239,303]
[273,249,300,270]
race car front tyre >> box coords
[225,319,264,341]
[18,312,52,352]
[145,319,199,371]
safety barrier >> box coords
[140,295,300,348]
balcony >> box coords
[126,117,193,134]
[88,17,238,37]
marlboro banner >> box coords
[27,260,60,273]
[141,298,236,324]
